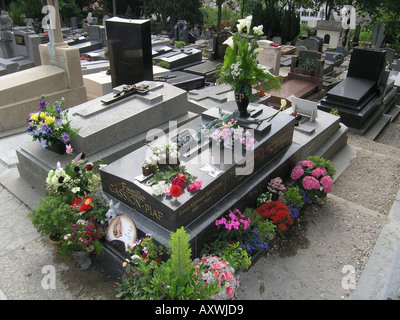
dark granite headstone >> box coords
[318,48,387,130]
[174,20,188,44]
[106,17,153,88]
[303,36,323,52]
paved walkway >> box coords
[0,129,399,300]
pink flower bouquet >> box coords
[289,159,333,203]
[193,255,239,300]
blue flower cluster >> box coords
[240,228,269,256]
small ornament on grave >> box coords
[140,143,202,198]
[26,96,80,154]
[216,15,280,118]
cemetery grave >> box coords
[1,0,400,300]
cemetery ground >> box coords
[0,115,399,300]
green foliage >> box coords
[169,227,192,280]
[8,1,25,26]
[297,57,316,71]
[200,5,240,28]
[28,194,76,237]
[306,155,336,179]
[219,242,252,273]
[153,60,170,69]
[283,186,304,209]
[174,41,186,48]
[251,1,300,44]
[243,207,276,241]
[115,227,221,300]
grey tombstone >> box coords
[212,30,233,61]
[0,12,14,59]
[272,36,282,45]
[174,20,188,44]
[371,21,385,49]
[70,17,78,29]
[106,17,153,88]
[303,36,323,52]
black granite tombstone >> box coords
[318,48,387,130]
[106,17,153,88]
[100,105,295,242]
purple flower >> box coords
[39,138,47,149]
[61,132,70,143]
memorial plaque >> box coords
[106,17,153,88]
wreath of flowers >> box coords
[211,119,255,150]
[193,255,239,300]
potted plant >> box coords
[216,15,280,118]
[127,234,165,265]
[58,215,106,270]
[289,156,335,204]
[28,194,76,246]
[26,96,80,154]
[215,208,251,243]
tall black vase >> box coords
[234,88,250,118]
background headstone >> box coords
[371,21,385,49]
[106,17,153,88]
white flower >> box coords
[71,187,80,193]
[236,18,247,33]
[281,99,287,109]
[253,25,263,35]
[223,36,234,49]
[244,15,253,34]
[151,181,167,196]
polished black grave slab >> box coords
[325,77,377,109]
[100,106,295,232]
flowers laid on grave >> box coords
[216,15,280,117]
[215,208,251,243]
[267,177,286,200]
[26,96,80,154]
[211,118,256,150]
[45,150,106,203]
[58,215,106,259]
[126,233,165,262]
[116,227,223,300]
[282,186,304,220]
[256,201,293,233]
[141,143,180,176]
[142,143,202,198]
[193,255,239,300]
[289,156,335,203]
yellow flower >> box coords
[44,116,56,125]
[40,112,47,119]
[29,113,39,122]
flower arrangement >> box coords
[142,143,202,198]
[59,217,105,258]
[211,118,255,150]
[290,159,333,203]
[256,201,293,233]
[141,143,180,176]
[216,15,280,99]
[267,177,286,200]
[215,208,251,242]
[45,151,105,203]
[282,186,304,220]
[26,96,80,153]
[193,255,239,300]
[240,228,269,256]
[126,234,165,261]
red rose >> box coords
[170,185,182,198]
[172,176,186,188]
